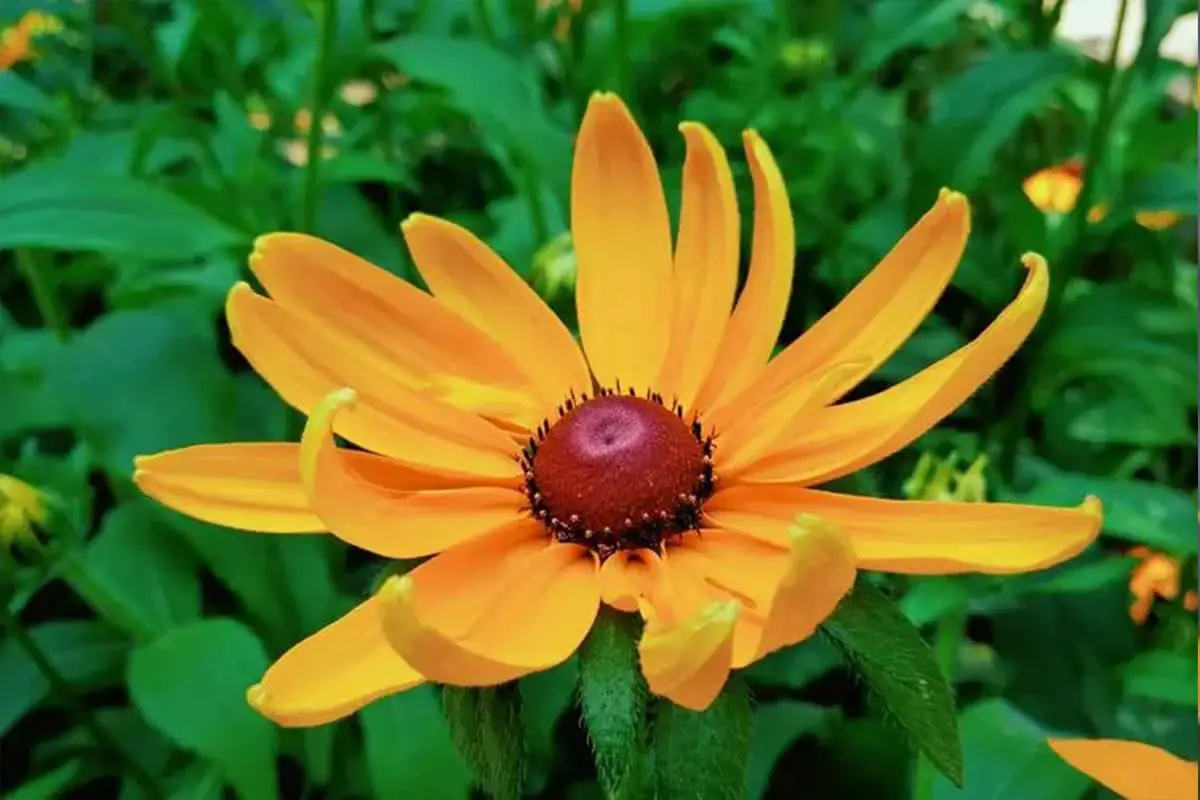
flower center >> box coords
[522,388,714,559]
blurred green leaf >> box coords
[521,658,580,794]
[128,618,278,800]
[856,0,974,73]
[1122,651,1198,707]
[932,699,1089,799]
[360,686,472,800]
[0,620,126,736]
[64,501,200,640]
[745,700,833,800]
[822,580,963,786]
[0,72,66,120]
[926,50,1076,189]
[4,761,84,800]
[1007,457,1198,555]
[654,675,752,800]
[1119,164,1199,221]
[0,164,245,258]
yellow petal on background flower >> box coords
[1048,738,1199,800]
[299,389,526,558]
[738,253,1048,486]
[656,122,739,412]
[379,539,600,685]
[247,595,425,727]
[695,131,795,413]
[1135,210,1181,231]
[226,284,523,480]
[402,213,592,408]
[639,600,739,711]
[248,233,541,424]
[722,189,969,421]
[707,486,1102,575]
[713,358,869,474]
[599,548,670,613]
[1023,164,1082,214]
[572,92,675,390]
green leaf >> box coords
[4,761,85,800]
[925,51,1077,189]
[0,162,244,258]
[441,684,525,800]
[0,620,126,735]
[1006,456,1198,556]
[821,580,963,786]
[932,700,1089,799]
[1122,651,1199,707]
[578,609,648,799]
[653,674,752,800]
[63,501,200,640]
[856,0,974,73]
[360,686,473,800]
[1120,164,1199,220]
[743,636,842,689]
[128,618,278,800]
[745,700,834,800]
[0,72,67,120]
[521,658,580,794]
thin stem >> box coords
[1,610,165,799]
[612,0,630,95]
[299,0,340,234]
[15,251,69,340]
[912,602,967,800]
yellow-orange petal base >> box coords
[134,92,1103,727]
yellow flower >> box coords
[0,10,63,71]
[134,93,1102,726]
[1023,159,1181,230]
[1049,738,1198,800]
[0,474,49,550]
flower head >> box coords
[1127,545,1197,624]
[0,474,49,551]
[1023,159,1181,230]
[0,10,63,71]
[135,92,1102,725]
[1048,738,1198,800]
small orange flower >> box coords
[1049,738,1198,800]
[1023,159,1181,230]
[0,10,62,71]
[1128,546,1196,624]
[135,93,1102,726]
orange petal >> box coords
[401,213,591,408]
[572,93,675,390]
[133,442,470,533]
[656,122,739,412]
[694,131,794,412]
[300,389,526,558]
[1136,210,1181,231]
[638,600,739,711]
[378,530,600,686]
[1048,739,1199,800]
[226,283,523,480]
[707,486,1102,575]
[738,252,1048,485]
[248,233,541,427]
[1023,166,1082,214]
[599,548,670,613]
[246,596,424,727]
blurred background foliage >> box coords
[0,0,1196,797]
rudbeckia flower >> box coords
[1128,546,1198,625]
[1048,738,1198,800]
[135,93,1102,725]
[1022,159,1181,230]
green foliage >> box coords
[823,580,964,786]
[1,0,1196,797]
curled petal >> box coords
[402,214,591,408]
[247,596,424,727]
[739,252,1048,485]
[657,122,739,411]
[599,548,670,613]
[1048,738,1198,800]
[639,600,739,711]
[379,527,600,686]
[707,486,1103,575]
[695,131,795,412]
[300,389,526,558]
[572,92,674,390]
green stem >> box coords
[612,0,630,95]
[997,0,1132,479]
[1,610,165,799]
[912,602,967,800]
[299,0,340,233]
[16,251,69,340]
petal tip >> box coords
[1020,251,1048,271]
[937,187,968,211]
[246,682,269,711]
[378,574,414,605]
[1080,494,1103,518]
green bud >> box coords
[531,231,577,307]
